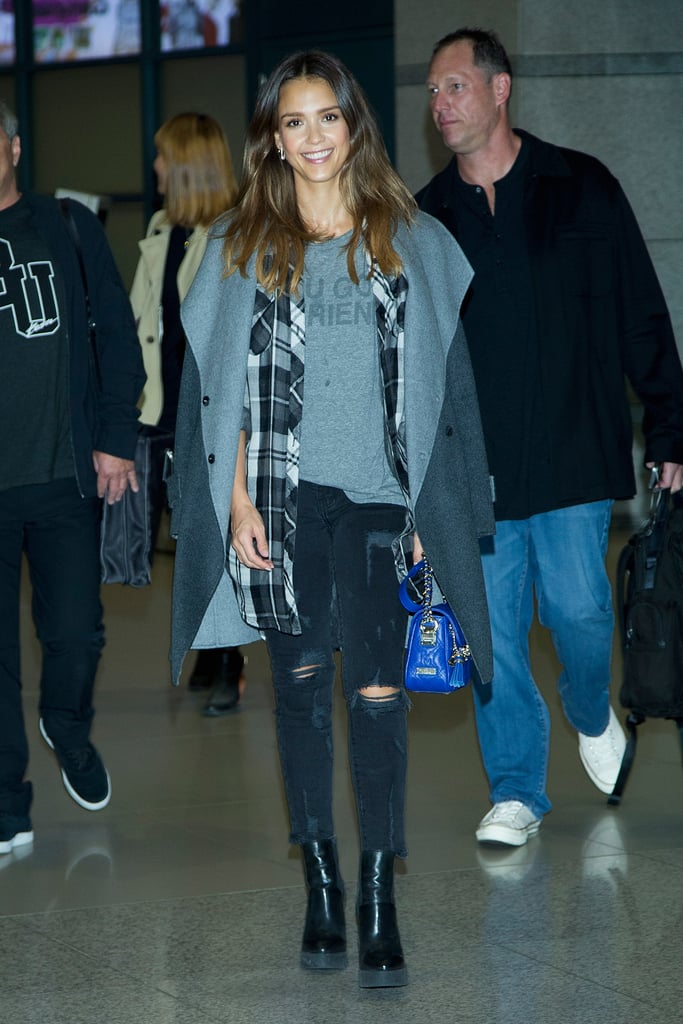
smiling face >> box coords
[427,40,510,156]
[274,75,351,196]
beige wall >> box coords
[31,63,143,286]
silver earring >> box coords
[278,147,285,160]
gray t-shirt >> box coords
[299,234,404,506]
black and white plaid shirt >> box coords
[228,255,409,634]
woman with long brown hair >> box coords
[170,52,494,987]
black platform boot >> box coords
[202,648,245,716]
[357,850,408,988]
[300,839,347,970]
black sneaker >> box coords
[0,812,34,855]
[39,718,111,811]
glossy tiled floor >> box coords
[2,527,683,1023]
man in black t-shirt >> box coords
[417,29,683,847]
[0,102,145,856]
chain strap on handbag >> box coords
[415,559,470,667]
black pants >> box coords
[0,478,104,817]
[264,482,410,856]
[142,425,175,560]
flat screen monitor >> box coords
[0,2,14,64]
[161,1,243,52]
[32,0,141,63]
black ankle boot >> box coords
[188,648,222,691]
[202,648,245,716]
[300,838,347,969]
[357,850,408,988]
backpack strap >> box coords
[609,714,683,807]
[615,540,635,651]
[607,711,642,806]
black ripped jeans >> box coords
[264,481,410,856]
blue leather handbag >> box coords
[398,558,472,693]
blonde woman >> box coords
[130,112,243,711]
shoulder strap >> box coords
[59,197,100,384]
[607,712,642,805]
[398,558,425,613]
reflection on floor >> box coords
[3,528,683,1023]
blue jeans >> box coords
[473,500,614,819]
[264,481,409,856]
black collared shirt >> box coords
[443,138,553,520]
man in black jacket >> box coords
[0,102,145,855]
[417,28,683,846]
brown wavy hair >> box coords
[221,50,416,293]
[155,112,238,228]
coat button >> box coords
[145,335,154,344]
[208,453,215,464]
[445,425,453,437]
[202,395,210,406]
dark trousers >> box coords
[264,482,410,856]
[0,478,104,816]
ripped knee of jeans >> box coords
[271,653,336,723]
[292,662,321,682]
[289,651,335,685]
[353,684,410,715]
[272,649,335,687]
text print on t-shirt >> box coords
[0,237,60,337]
[307,272,373,327]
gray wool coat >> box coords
[168,211,495,684]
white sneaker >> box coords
[475,801,541,847]
[578,707,626,795]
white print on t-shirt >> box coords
[0,237,60,338]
